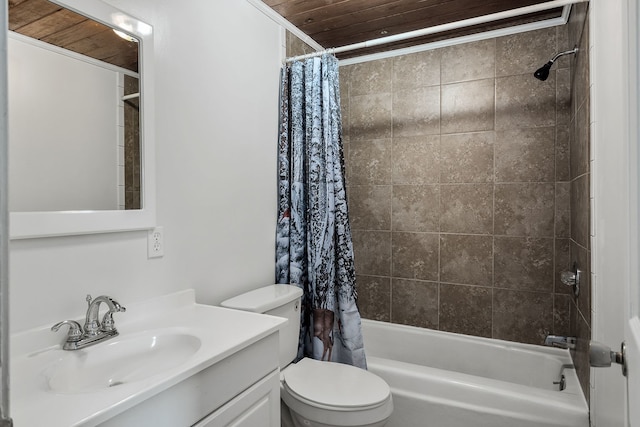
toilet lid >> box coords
[283,358,390,409]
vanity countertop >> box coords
[10,289,285,427]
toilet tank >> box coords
[220,284,303,368]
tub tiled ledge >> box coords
[11,289,286,427]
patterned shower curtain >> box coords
[275,54,366,369]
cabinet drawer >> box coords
[194,369,279,427]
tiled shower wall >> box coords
[339,26,575,346]
[566,3,591,402]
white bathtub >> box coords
[361,319,589,427]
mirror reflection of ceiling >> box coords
[9,0,138,72]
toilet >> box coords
[220,284,393,427]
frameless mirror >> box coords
[8,0,156,239]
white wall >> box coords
[8,36,119,212]
[9,0,283,333]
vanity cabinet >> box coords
[98,333,280,427]
[194,370,279,427]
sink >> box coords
[44,331,201,393]
[11,290,287,427]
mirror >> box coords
[8,0,156,239]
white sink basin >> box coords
[11,290,286,427]
[44,331,201,393]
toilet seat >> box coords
[281,358,393,426]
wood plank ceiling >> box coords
[8,0,561,68]
[262,0,563,59]
[8,0,138,72]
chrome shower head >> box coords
[533,47,579,81]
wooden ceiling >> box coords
[8,0,138,72]
[8,0,562,67]
[263,0,563,59]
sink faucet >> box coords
[84,294,126,336]
[52,295,126,350]
[544,335,576,350]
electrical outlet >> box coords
[148,226,164,258]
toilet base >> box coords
[287,407,388,427]
[281,400,295,427]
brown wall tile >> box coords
[439,283,492,337]
[440,184,494,234]
[441,79,495,134]
[393,49,441,89]
[554,238,572,294]
[349,139,392,185]
[556,24,571,69]
[572,306,591,402]
[494,183,555,237]
[496,27,557,77]
[391,279,439,328]
[441,39,495,84]
[571,174,590,249]
[393,86,441,137]
[349,59,393,96]
[496,73,556,130]
[392,185,440,232]
[440,234,493,286]
[494,236,554,292]
[571,96,590,180]
[571,240,591,325]
[556,127,571,182]
[495,127,555,182]
[392,232,439,281]
[440,132,494,183]
[556,182,571,238]
[554,294,572,336]
[349,185,392,230]
[392,135,440,184]
[557,68,571,126]
[493,289,554,344]
[572,17,590,116]
[350,93,392,141]
[357,275,391,321]
[286,31,316,58]
[352,230,391,277]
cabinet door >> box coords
[194,370,280,427]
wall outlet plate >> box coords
[148,226,164,258]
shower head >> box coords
[534,61,553,81]
[533,47,579,81]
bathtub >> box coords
[361,319,589,427]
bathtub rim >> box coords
[361,318,573,359]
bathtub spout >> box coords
[544,335,576,350]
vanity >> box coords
[11,290,286,426]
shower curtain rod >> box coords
[285,0,588,63]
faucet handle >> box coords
[51,320,83,342]
[101,301,126,332]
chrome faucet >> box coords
[51,294,126,350]
[544,335,576,350]
[84,294,126,336]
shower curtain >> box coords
[275,53,366,369]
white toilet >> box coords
[220,284,393,427]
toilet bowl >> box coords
[220,284,393,427]
[281,358,392,427]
